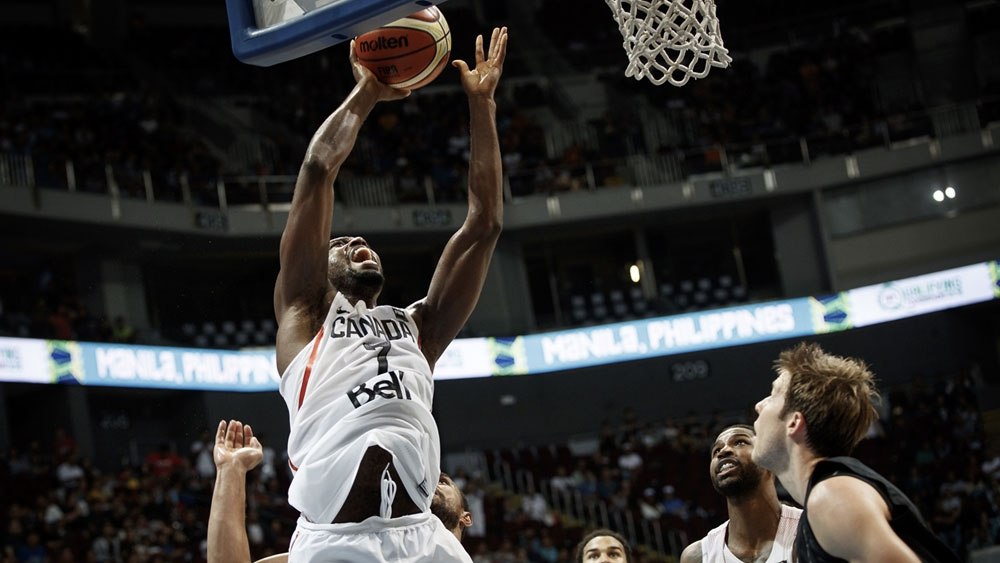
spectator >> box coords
[145,443,184,478]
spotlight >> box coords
[933,190,945,202]
[944,186,956,199]
[629,264,641,283]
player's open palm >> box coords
[214,419,263,472]
[453,26,508,98]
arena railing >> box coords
[2,98,997,211]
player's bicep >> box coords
[276,158,336,312]
[808,478,919,563]
[416,224,500,363]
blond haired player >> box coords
[752,342,959,563]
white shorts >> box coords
[288,512,471,563]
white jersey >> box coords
[701,504,801,563]
[279,293,440,525]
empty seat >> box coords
[590,292,608,319]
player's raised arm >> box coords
[274,46,409,373]
[208,420,264,563]
[410,27,508,368]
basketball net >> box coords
[605,0,732,87]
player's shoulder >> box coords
[809,474,883,511]
[679,539,704,563]
[807,475,890,537]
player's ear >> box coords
[460,511,472,529]
[787,411,806,438]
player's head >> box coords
[574,529,631,563]
[753,342,879,470]
[709,424,769,498]
[327,236,384,302]
[430,472,472,540]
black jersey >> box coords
[796,457,959,563]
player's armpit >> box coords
[806,477,920,563]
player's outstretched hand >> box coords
[453,26,508,99]
[213,419,263,473]
[350,40,411,102]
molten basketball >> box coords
[354,6,451,90]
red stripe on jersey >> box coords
[297,326,325,409]
[288,457,299,472]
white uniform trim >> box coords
[700,504,802,563]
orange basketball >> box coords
[353,6,451,90]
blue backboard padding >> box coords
[227,0,446,66]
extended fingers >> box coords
[488,27,501,61]
[349,39,359,63]
[494,28,508,68]
[475,34,485,65]
[215,420,227,447]
[226,419,247,449]
[244,423,254,447]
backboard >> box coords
[226,0,447,66]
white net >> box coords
[605,0,732,87]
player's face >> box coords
[709,428,765,497]
[435,473,462,510]
[328,236,384,298]
[581,536,627,563]
[752,371,790,472]
[430,473,466,532]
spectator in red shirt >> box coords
[145,443,185,478]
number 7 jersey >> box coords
[279,292,440,524]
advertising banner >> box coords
[0,260,996,389]
[847,263,995,328]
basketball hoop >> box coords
[605,0,732,87]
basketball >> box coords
[353,6,452,90]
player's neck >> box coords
[334,289,377,309]
[725,489,782,544]
[781,450,823,506]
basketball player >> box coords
[208,419,474,563]
[752,342,960,562]
[574,529,632,562]
[679,424,800,563]
[272,25,507,563]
